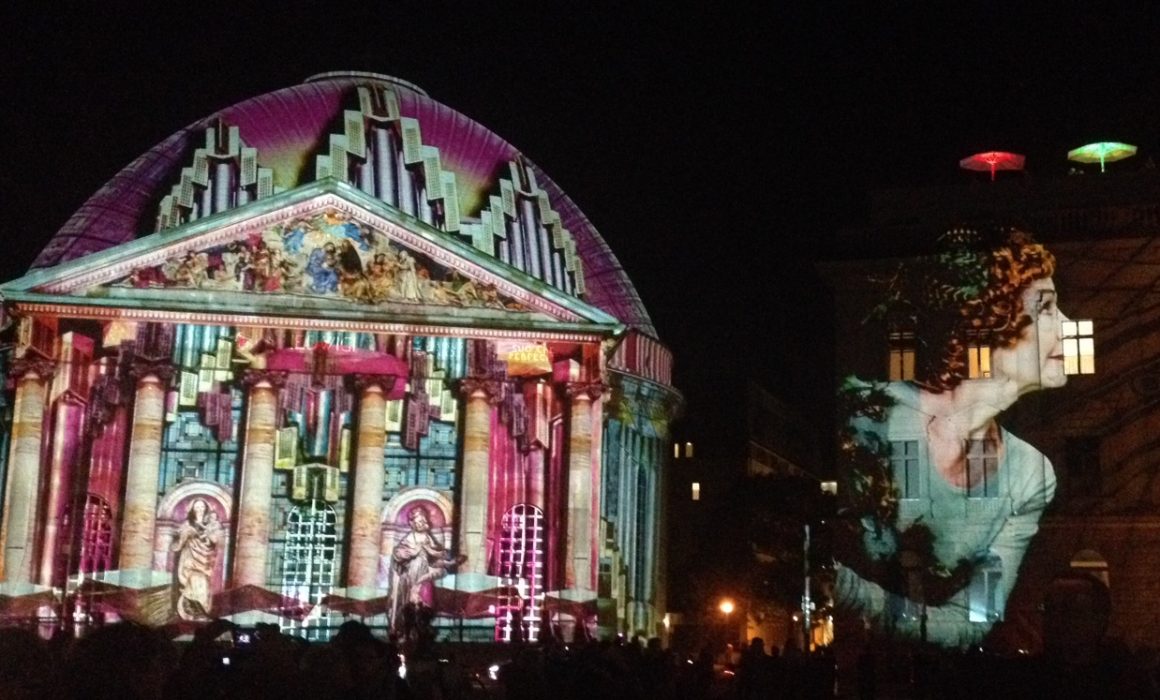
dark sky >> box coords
[2,4,1158,457]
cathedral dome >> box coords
[33,72,656,336]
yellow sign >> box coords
[501,342,552,377]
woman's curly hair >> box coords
[875,227,1056,392]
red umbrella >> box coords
[211,584,312,620]
[959,151,1026,181]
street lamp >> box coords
[719,598,736,647]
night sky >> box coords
[3,4,1158,459]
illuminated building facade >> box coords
[0,73,680,641]
[824,171,1160,651]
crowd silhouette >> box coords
[1,579,1158,700]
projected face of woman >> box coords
[989,277,1070,394]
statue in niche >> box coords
[389,505,465,632]
[171,498,222,620]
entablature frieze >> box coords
[605,371,684,437]
[5,302,611,347]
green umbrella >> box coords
[1068,141,1137,173]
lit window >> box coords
[820,481,838,495]
[673,443,680,459]
[1062,320,1095,375]
[691,482,701,501]
[890,441,921,498]
[888,330,915,381]
[968,554,1003,622]
[966,439,1000,497]
[685,442,694,458]
[966,341,992,379]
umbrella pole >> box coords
[990,163,997,181]
[1100,154,1106,173]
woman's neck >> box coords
[918,378,1020,440]
[916,380,1017,488]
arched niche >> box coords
[377,487,455,588]
[153,481,233,592]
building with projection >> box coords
[0,72,681,641]
[824,170,1160,652]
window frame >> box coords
[887,328,916,382]
[968,554,1004,623]
[965,438,1001,498]
[1062,320,1096,375]
[890,439,922,499]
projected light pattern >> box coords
[0,72,681,644]
[835,228,1078,648]
[33,74,651,335]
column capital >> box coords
[129,360,175,385]
[10,357,56,382]
[241,369,289,390]
[459,377,504,404]
[566,381,607,402]
[350,373,397,395]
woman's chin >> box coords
[1042,373,1068,390]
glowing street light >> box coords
[718,598,737,646]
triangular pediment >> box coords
[4,181,621,337]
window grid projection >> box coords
[78,494,114,574]
[496,504,545,642]
[280,500,339,641]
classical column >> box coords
[0,360,55,583]
[38,394,84,585]
[118,364,172,571]
[566,382,604,592]
[347,375,391,589]
[458,378,500,575]
[233,371,285,587]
